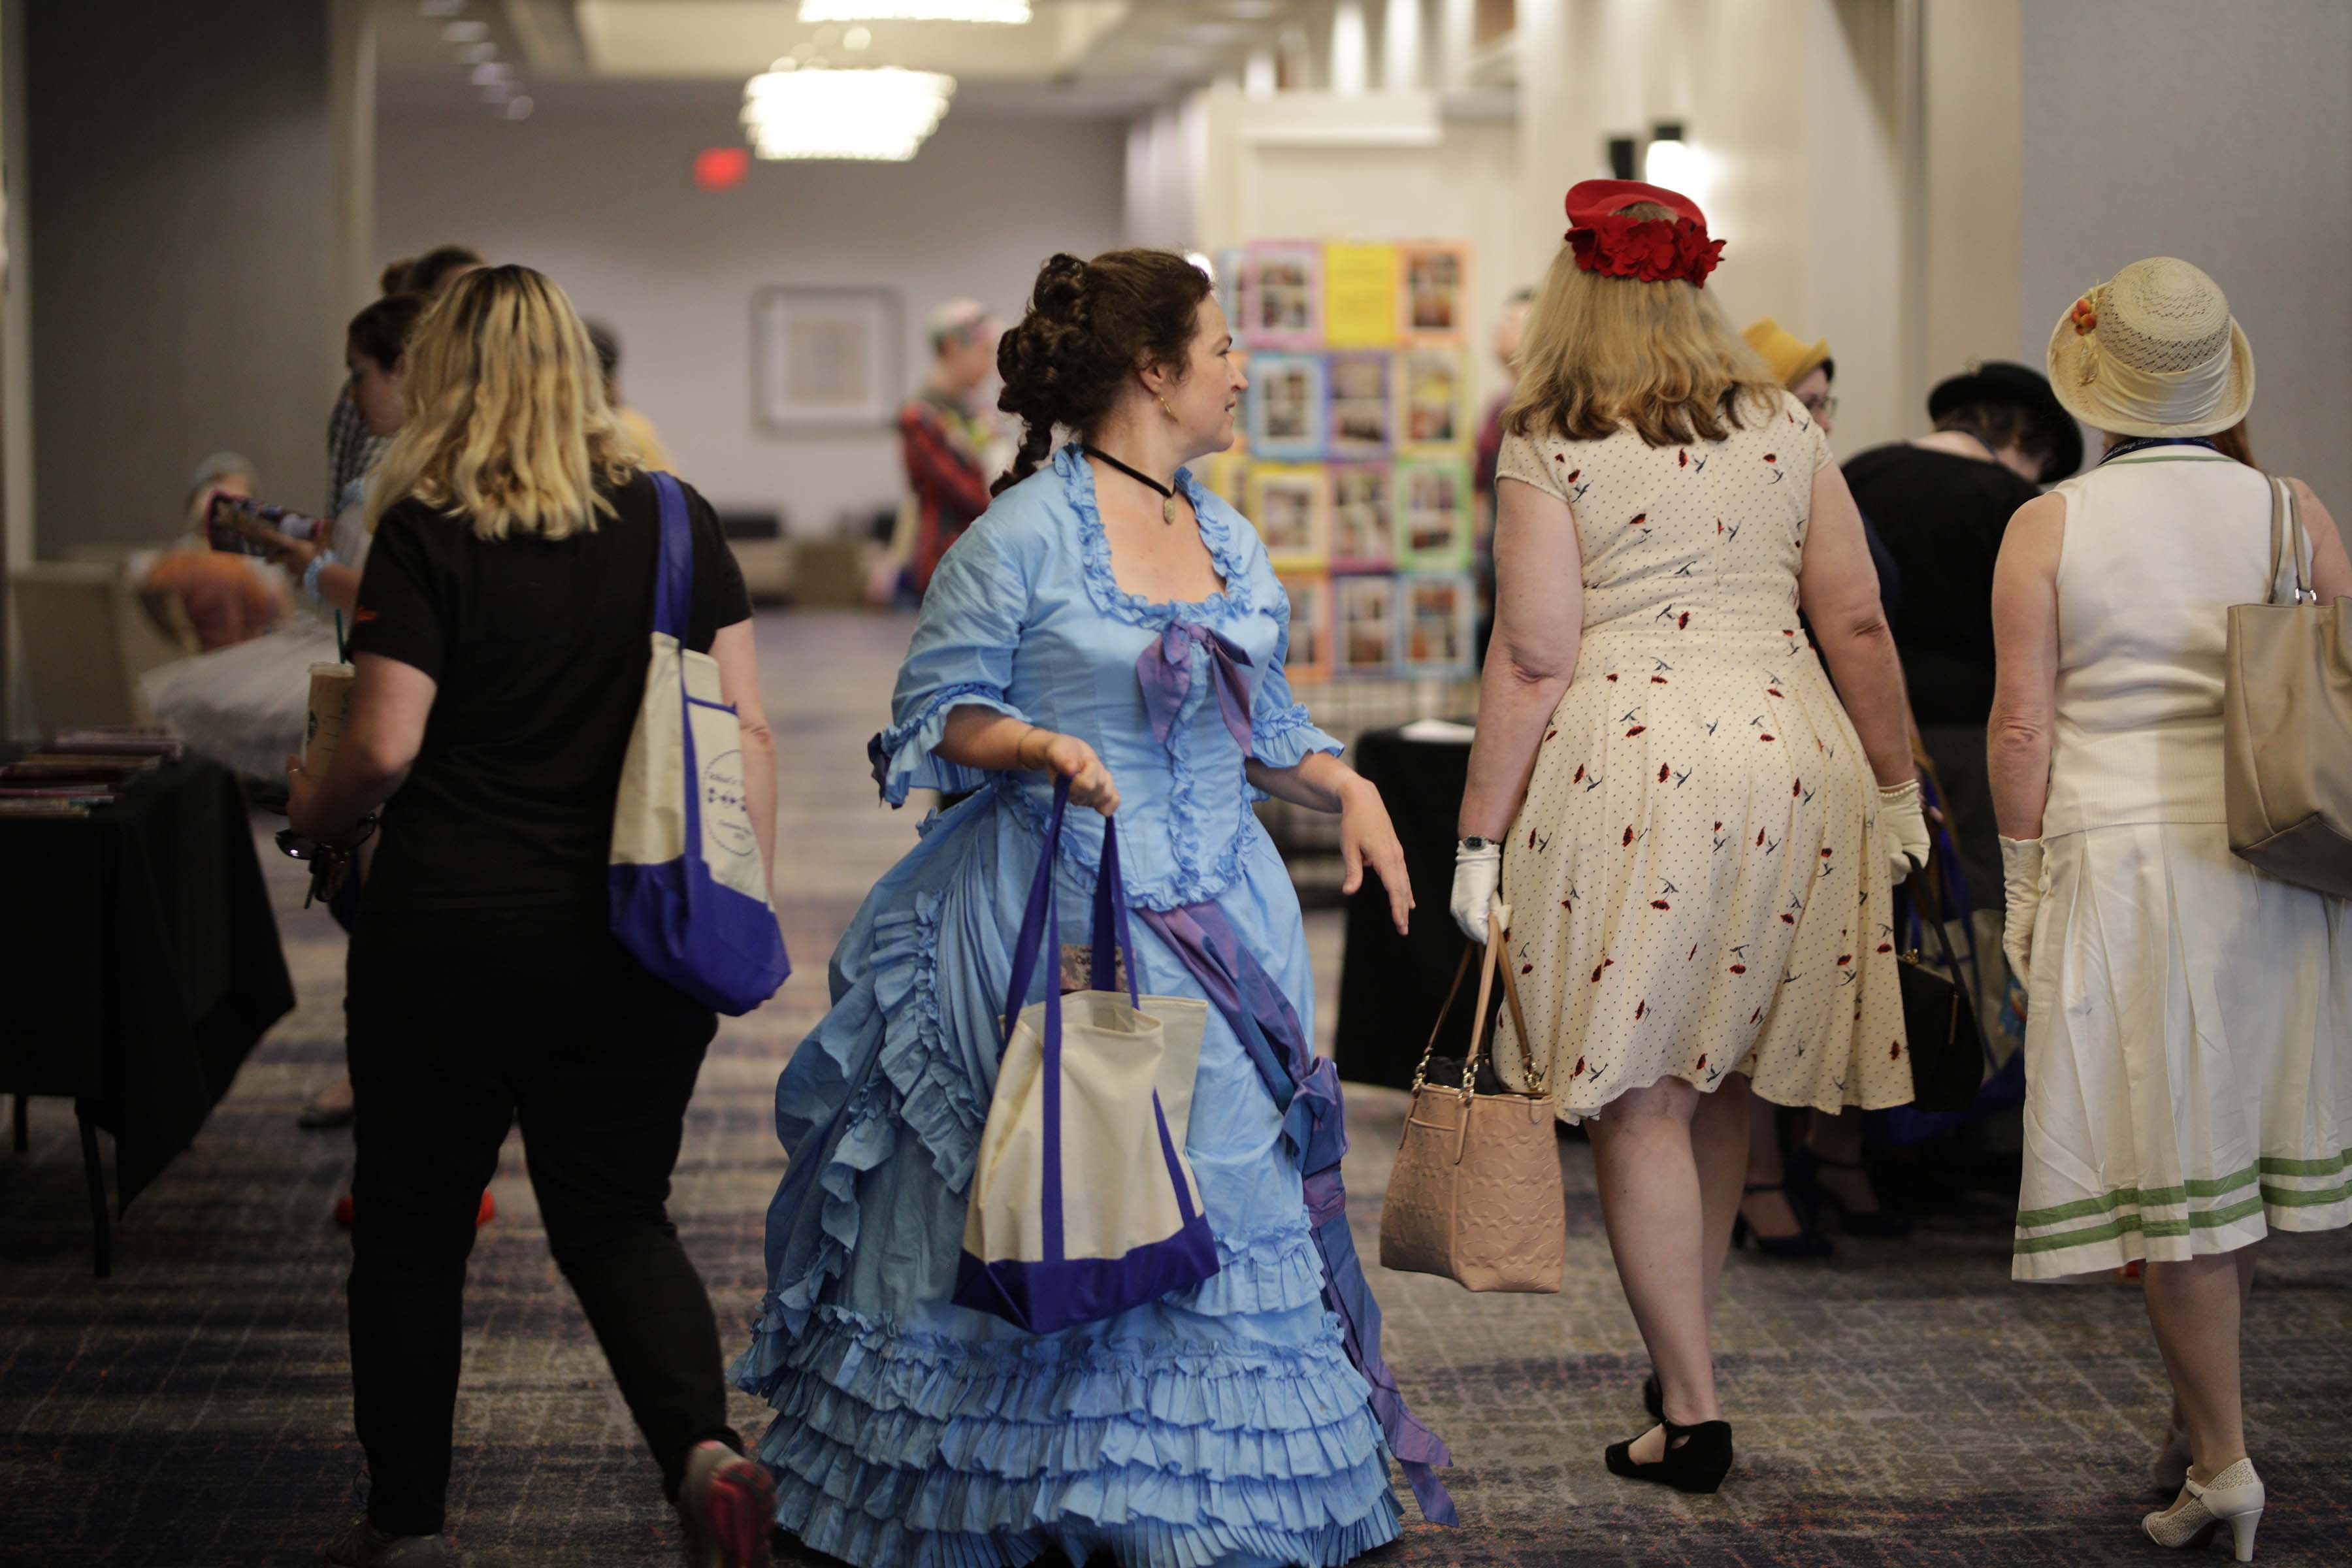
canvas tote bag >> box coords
[2224,477,2352,897]
[954,777,1217,1333]
[608,471,791,1015]
[1379,897,1565,1294]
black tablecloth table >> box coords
[1,757,294,1274]
[1332,723,1485,1092]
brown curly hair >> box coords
[992,249,1212,497]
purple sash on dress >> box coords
[1134,900,1456,1526]
[1138,621,1256,753]
[1125,614,1456,1525]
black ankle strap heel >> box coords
[1605,1416,1735,1494]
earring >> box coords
[1158,396,1179,421]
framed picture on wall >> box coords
[752,287,903,431]
[1326,351,1394,458]
[1399,349,1469,450]
[1276,571,1331,684]
[1239,242,1324,350]
[1399,572,1477,676]
[1247,353,1328,460]
[1396,457,1473,567]
[1198,449,1249,509]
[1335,573,1399,677]
[1328,462,1394,570]
[1248,463,1331,566]
[1398,243,1470,344]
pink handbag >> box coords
[1379,902,1565,1293]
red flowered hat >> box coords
[1563,179,1725,288]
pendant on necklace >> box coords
[1162,497,1177,525]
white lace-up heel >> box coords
[2144,1458,2263,1561]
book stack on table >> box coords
[0,728,182,817]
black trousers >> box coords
[345,906,736,1537]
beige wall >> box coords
[27,0,348,556]
[2017,0,2352,502]
[1916,0,2021,417]
[1169,85,1522,412]
[1514,0,1910,457]
[379,93,1127,536]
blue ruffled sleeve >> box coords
[1249,564,1343,773]
[868,524,1030,807]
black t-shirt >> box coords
[1841,443,2042,727]
[350,471,751,911]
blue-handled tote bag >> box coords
[608,470,791,1016]
[954,778,1217,1333]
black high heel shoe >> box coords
[1732,1182,1833,1259]
[1789,1148,1913,1238]
[1605,1418,1735,1494]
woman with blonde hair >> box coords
[1995,257,2351,1556]
[1450,182,1925,1492]
[289,265,779,1568]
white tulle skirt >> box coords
[2012,822,2352,1280]
[141,616,340,783]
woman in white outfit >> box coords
[1990,257,2352,1560]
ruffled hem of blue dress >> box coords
[743,1302,1403,1568]
[734,891,985,1345]
[1060,446,1255,630]
[872,686,1025,807]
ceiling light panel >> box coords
[742,66,956,161]
[796,0,1030,22]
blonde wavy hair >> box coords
[1505,203,1780,449]
[366,265,638,540]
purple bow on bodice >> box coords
[1137,621,1254,756]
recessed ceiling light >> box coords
[505,95,534,121]
[798,1,1029,23]
[742,66,956,161]
[844,26,873,50]
[470,62,512,85]
[442,20,489,43]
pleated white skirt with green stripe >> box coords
[2012,822,2351,1281]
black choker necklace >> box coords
[1083,445,1179,525]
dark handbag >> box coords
[1898,858,1986,1114]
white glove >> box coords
[2000,835,2045,991]
[1876,779,1931,882]
[1450,840,1501,943]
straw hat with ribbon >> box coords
[2046,257,2254,438]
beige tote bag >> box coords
[1379,898,1565,1294]
[2223,478,2352,897]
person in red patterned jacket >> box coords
[900,299,1003,594]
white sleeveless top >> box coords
[2042,449,2308,836]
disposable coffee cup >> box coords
[304,662,355,777]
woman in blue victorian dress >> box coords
[734,250,1454,1568]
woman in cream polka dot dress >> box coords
[1450,181,1928,1494]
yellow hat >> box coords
[1742,318,1830,390]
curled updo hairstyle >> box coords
[992,249,1213,497]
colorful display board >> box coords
[1216,240,1477,681]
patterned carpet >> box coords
[4,612,2347,1567]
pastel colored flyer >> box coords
[1322,242,1400,348]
